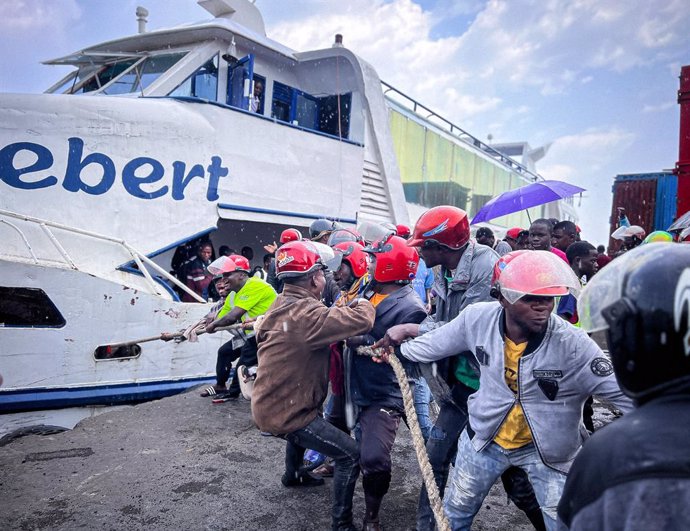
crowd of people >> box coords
[171,206,689,531]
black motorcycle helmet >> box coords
[579,244,690,401]
[327,228,363,247]
[309,218,342,242]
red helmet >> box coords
[495,250,580,304]
[395,224,411,239]
[333,241,369,278]
[275,241,326,279]
[364,234,419,283]
[207,256,237,276]
[280,228,302,244]
[491,249,531,287]
[226,254,251,273]
[408,206,470,250]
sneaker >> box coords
[281,472,325,488]
[212,389,240,403]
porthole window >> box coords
[94,344,142,360]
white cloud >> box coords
[643,101,675,113]
[547,128,636,155]
[0,0,80,34]
[540,127,637,244]
[269,0,467,118]
[265,0,689,128]
[449,0,690,91]
[0,0,82,92]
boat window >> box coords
[74,58,140,94]
[271,81,351,139]
[48,72,79,94]
[101,52,187,95]
[318,94,351,138]
[296,93,319,129]
[271,81,292,122]
[169,54,219,100]
[94,344,142,360]
[0,287,66,328]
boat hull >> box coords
[0,261,223,413]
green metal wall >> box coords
[389,108,541,229]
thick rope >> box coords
[357,346,451,531]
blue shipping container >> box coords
[654,173,678,231]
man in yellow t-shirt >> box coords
[206,255,276,399]
[385,250,633,530]
[494,338,532,450]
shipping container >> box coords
[608,171,677,250]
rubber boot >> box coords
[362,471,391,531]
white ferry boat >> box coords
[0,0,573,414]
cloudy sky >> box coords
[1,0,688,245]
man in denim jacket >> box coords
[387,251,633,531]
[386,206,543,531]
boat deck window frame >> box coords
[159,95,363,147]
[271,80,352,140]
[71,57,144,95]
[168,53,220,101]
[45,48,193,96]
[96,51,189,96]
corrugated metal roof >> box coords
[615,172,670,182]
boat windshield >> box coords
[48,51,188,95]
[102,52,187,95]
[168,55,219,100]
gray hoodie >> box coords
[400,301,633,473]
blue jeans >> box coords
[411,377,433,442]
[445,430,566,531]
[416,395,470,531]
[283,416,360,531]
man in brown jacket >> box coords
[251,241,376,531]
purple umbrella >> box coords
[470,180,585,224]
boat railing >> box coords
[0,209,205,303]
[381,80,542,182]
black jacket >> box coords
[350,284,427,410]
[558,387,690,530]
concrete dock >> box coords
[0,388,533,530]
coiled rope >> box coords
[357,346,451,531]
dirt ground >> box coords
[0,388,538,530]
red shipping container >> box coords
[608,175,657,252]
